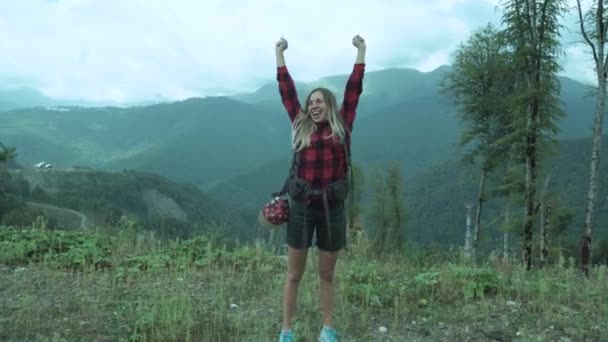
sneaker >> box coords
[279,330,295,342]
[318,326,339,342]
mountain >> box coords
[0,87,55,111]
[0,97,292,187]
[205,67,603,213]
[0,87,166,112]
[230,66,451,121]
[1,65,600,190]
[1,64,606,248]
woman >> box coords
[275,34,365,342]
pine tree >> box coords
[500,0,566,270]
[441,23,516,261]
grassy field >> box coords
[1,220,607,341]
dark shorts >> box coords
[286,198,346,252]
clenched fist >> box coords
[352,35,365,49]
[276,37,288,54]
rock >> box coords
[484,330,510,341]
[417,298,429,307]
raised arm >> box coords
[341,35,366,130]
[275,37,301,122]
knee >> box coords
[286,269,304,283]
[318,268,334,282]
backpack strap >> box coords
[344,140,355,234]
[272,150,300,198]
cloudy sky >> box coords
[0,0,594,104]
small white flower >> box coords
[378,326,388,333]
[230,303,238,309]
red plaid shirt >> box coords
[277,63,365,191]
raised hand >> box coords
[352,35,366,49]
[276,37,288,54]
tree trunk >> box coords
[472,169,487,261]
[374,196,388,257]
[575,0,607,277]
[540,202,551,268]
[522,103,538,271]
[581,71,606,276]
[522,5,544,269]
[539,201,546,268]
[500,156,513,262]
[390,186,404,251]
[539,174,551,268]
[503,195,511,262]
[465,203,474,260]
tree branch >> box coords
[577,0,600,66]
[599,0,608,74]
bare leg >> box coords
[282,246,309,331]
[318,249,340,327]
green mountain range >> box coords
[1,65,606,249]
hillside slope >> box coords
[8,168,253,240]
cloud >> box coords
[0,0,598,103]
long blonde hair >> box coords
[292,87,347,152]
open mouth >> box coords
[311,109,322,120]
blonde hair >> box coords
[292,87,348,152]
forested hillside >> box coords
[2,168,252,241]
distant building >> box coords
[34,162,54,169]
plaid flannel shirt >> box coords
[277,63,365,191]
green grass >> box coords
[1,222,607,341]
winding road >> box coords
[26,201,88,230]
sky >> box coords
[0,0,595,104]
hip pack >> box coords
[262,140,354,234]
[273,142,353,203]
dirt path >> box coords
[26,201,88,229]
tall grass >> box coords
[1,221,607,341]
